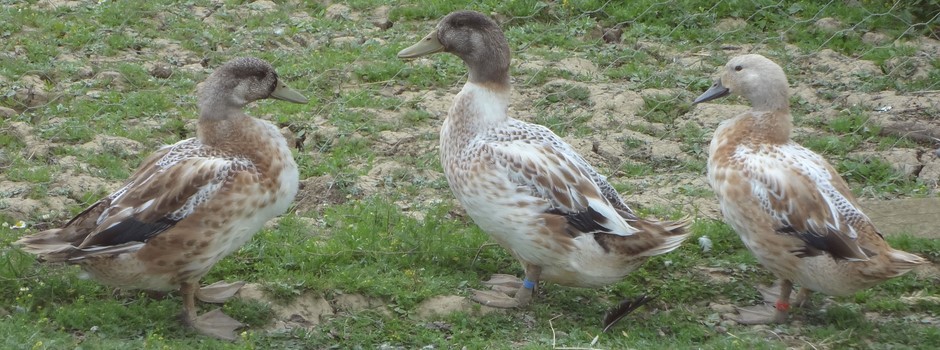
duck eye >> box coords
[734,65,743,71]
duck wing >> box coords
[731,142,872,260]
[16,139,256,259]
[482,122,639,238]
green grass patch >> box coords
[640,93,692,124]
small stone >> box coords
[716,18,746,32]
[862,32,890,45]
[149,64,172,79]
[0,106,16,118]
[75,66,94,79]
[191,6,210,18]
[371,5,393,30]
[373,18,393,30]
[708,303,736,314]
[556,58,598,76]
[331,36,361,47]
[97,71,125,86]
[56,53,80,63]
[36,0,83,9]
[181,63,205,74]
[247,0,277,12]
[602,27,623,44]
[364,38,387,47]
[14,75,50,107]
[815,17,842,32]
[325,4,351,21]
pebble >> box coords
[0,106,16,117]
[149,64,172,79]
[325,4,351,21]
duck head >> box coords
[694,54,789,112]
[198,57,307,120]
[398,11,511,86]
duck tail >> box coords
[14,229,81,263]
[632,216,692,256]
[884,248,928,278]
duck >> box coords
[15,57,308,340]
[694,53,927,324]
[397,10,690,309]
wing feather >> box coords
[736,143,870,260]
[483,127,638,238]
[488,120,636,212]
[77,139,254,248]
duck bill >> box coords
[271,81,308,104]
[398,30,444,58]
[693,79,730,104]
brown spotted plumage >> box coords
[695,54,927,324]
[15,57,308,340]
[398,11,690,309]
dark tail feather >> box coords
[602,294,657,333]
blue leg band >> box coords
[522,279,536,289]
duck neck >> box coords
[751,107,793,144]
[751,97,790,114]
[198,90,246,120]
[461,33,511,88]
[467,61,510,88]
[443,82,510,144]
[741,82,792,143]
[197,113,251,148]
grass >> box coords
[0,0,938,349]
[639,93,693,125]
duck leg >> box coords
[180,281,244,341]
[514,264,541,306]
[735,279,793,325]
[793,287,812,308]
[482,274,524,295]
[470,265,542,308]
[196,281,246,303]
[753,280,812,308]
